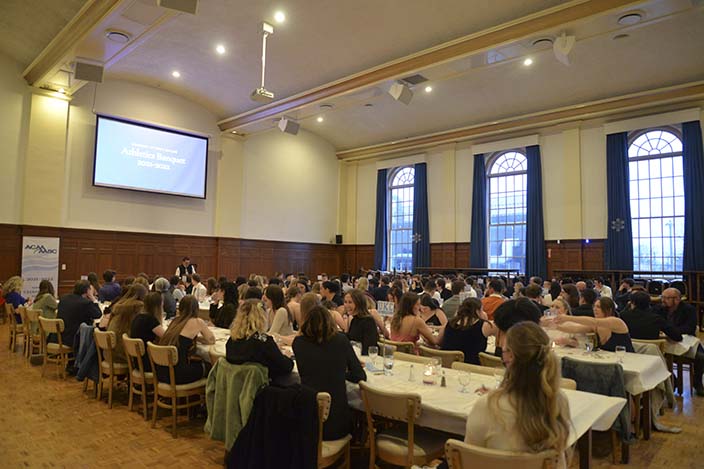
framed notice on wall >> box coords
[21,236,60,299]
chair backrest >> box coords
[445,438,557,469]
[419,345,464,368]
[7,303,17,327]
[38,317,64,334]
[26,308,41,323]
[479,352,504,368]
[122,334,147,376]
[316,392,331,460]
[452,362,501,376]
[632,338,666,355]
[380,338,415,354]
[394,351,434,365]
[18,306,29,333]
[560,378,577,390]
[94,330,117,367]
[147,341,179,387]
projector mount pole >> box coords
[261,22,274,90]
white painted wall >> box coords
[239,128,339,243]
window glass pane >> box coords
[388,166,415,270]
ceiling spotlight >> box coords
[424,86,433,93]
[317,116,324,123]
[389,82,413,105]
[617,12,643,25]
[171,70,181,78]
[231,130,237,134]
[274,11,286,23]
[523,58,533,66]
[215,44,226,55]
[57,88,66,94]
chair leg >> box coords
[108,374,114,409]
[171,397,178,438]
[151,393,159,429]
[127,381,134,412]
[141,386,149,421]
[610,430,619,464]
[633,394,642,437]
[97,374,103,402]
[343,442,351,469]
[41,353,47,378]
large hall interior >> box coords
[2,0,704,468]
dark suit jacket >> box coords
[372,285,390,302]
[572,304,595,317]
[57,294,101,346]
[656,302,697,336]
[620,307,682,342]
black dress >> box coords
[155,335,206,384]
[441,320,488,365]
[424,312,442,326]
[130,313,160,372]
[599,331,635,353]
[210,302,238,329]
[347,315,379,355]
[226,333,293,381]
[293,333,366,440]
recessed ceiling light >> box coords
[531,37,554,47]
[316,116,324,123]
[320,103,334,110]
[613,33,630,40]
[523,57,533,66]
[231,130,237,134]
[364,103,374,108]
[105,30,130,44]
[424,86,433,93]
[58,88,66,94]
[171,70,181,78]
[215,44,226,55]
[274,11,286,23]
[617,12,642,25]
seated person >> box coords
[264,285,294,336]
[343,289,379,354]
[465,322,571,468]
[493,298,542,356]
[553,297,634,352]
[98,270,121,303]
[620,291,682,342]
[481,279,507,321]
[389,293,442,348]
[3,276,30,323]
[442,280,467,320]
[153,277,177,319]
[293,305,366,440]
[107,286,147,363]
[209,282,239,329]
[156,295,215,384]
[33,280,58,319]
[441,298,496,365]
[225,299,293,384]
[418,294,448,327]
[571,288,597,317]
[321,281,344,308]
[130,292,166,371]
[560,284,580,311]
[524,284,549,312]
[57,280,102,347]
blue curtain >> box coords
[525,145,547,279]
[412,163,430,272]
[682,121,704,271]
[605,132,634,270]
[373,169,387,270]
[469,154,488,268]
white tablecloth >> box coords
[664,334,701,358]
[195,326,230,361]
[486,335,670,395]
[346,360,625,443]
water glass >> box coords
[584,341,593,354]
[615,346,626,364]
[367,345,378,367]
[383,353,394,376]
[493,368,503,389]
[458,371,471,393]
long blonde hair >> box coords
[488,322,571,453]
[230,299,267,340]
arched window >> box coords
[628,128,684,272]
[488,151,527,273]
[388,166,415,271]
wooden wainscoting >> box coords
[546,239,605,279]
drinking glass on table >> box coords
[458,371,471,393]
[367,345,378,367]
[383,351,394,376]
[615,346,626,364]
[493,368,503,389]
[584,340,593,354]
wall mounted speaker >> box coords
[335,234,343,244]
[389,82,413,105]
[278,117,300,135]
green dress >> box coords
[31,293,58,334]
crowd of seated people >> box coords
[3,265,704,469]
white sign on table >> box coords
[21,236,60,299]
[377,301,395,316]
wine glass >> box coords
[458,371,471,393]
[615,346,626,364]
[383,353,394,376]
[367,345,378,368]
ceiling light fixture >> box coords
[317,116,324,123]
[215,44,226,55]
[523,57,533,66]
[171,70,181,78]
[274,11,286,23]
[231,130,237,134]
[105,30,131,44]
[424,86,433,93]
[617,12,643,25]
[531,37,554,47]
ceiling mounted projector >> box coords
[389,82,413,105]
[278,116,300,135]
[553,33,576,66]
[251,22,275,103]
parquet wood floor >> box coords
[1,325,702,468]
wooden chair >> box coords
[379,338,415,354]
[450,362,576,389]
[632,338,666,355]
[123,334,153,420]
[394,351,434,365]
[478,352,504,368]
[0,302,8,324]
[445,438,558,469]
[38,317,73,379]
[7,304,25,352]
[24,308,43,359]
[147,341,207,438]
[631,338,666,438]
[359,381,446,469]
[317,392,351,469]
[419,345,464,368]
[94,330,129,408]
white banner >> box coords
[21,236,60,299]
